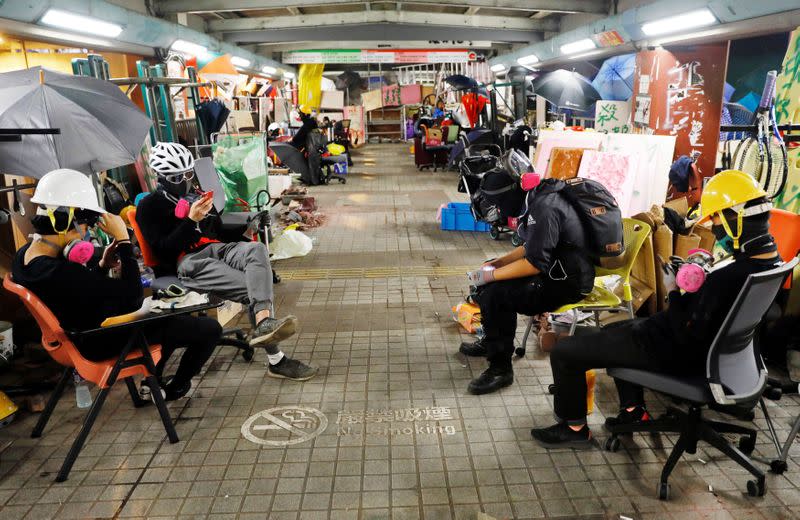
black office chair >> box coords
[604,257,799,500]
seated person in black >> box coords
[290,108,319,150]
[462,173,593,395]
[12,169,221,400]
[531,170,781,448]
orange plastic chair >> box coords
[128,207,159,268]
[2,274,178,482]
[769,208,800,289]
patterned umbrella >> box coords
[591,54,636,101]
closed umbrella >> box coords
[0,67,151,178]
[270,141,310,179]
[533,69,601,112]
[591,54,636,101]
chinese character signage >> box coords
[595,100,631,134]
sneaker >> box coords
[459,338,487,357]
[250,315,298,347]
[268,357,318,381]
[531,423,593,449]
[604,406,651,431]
[467,366,513,395]
[163,379,191,401]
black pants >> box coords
[475,276,582,371]
[77,315,221,387]
[550,319,694,425]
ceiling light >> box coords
[517,54,539,66]
[262,65,277,74]
[171,39,208,58]
[641,8,716,36]
[231,56,251,68]
[560,38,595,55]
[652,26,731,46]
[283,71,296,79]
[40,8,123,38]
[490,63,507,73]
[27,27,111,48]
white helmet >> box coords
[31,169,106,214]
[149,142,195,175]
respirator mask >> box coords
[31,206,99,264]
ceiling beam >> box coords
[223,24,543,44]
[208,11,559,32]
[158,0,606,15]
[464,7,480,15]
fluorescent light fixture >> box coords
[171,39,208,58]
[40,8,123,38]
[28,27,110,48]
[641,8,716,36]
[490,63,507,73]
[231,56,251,68]
[653,27,731,46]
[283,71,296,79]
[262,65,277,74]
[569,50,604,60]
[560,38,595,55]
[517,54,539,66]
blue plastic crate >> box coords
[440,202,491,232]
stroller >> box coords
[458,144,528,245]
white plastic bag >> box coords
[270,229,313,260]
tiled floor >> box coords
[2,143,800,519]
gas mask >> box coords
[158,169,195,199]
[711,202,775,257]
[32,206,97,264]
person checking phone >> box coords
[136,143,316,382]
[460,172,594,395]
[530,170,781,449]
[12,169,220,400]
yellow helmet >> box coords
[0,391,18,427]
[699,170,770,248]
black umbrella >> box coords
[270,141,310,179]
[445,74,488,96]
[448,128,496,167]
[531,69,600,112]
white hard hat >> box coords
[149,142,195,175]
[31,169,106,214]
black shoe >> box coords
[268,356,318,381]
[459,338,487,357]
[467,367,513,395]
[531,423,593,449]
[163,379,192,401]
[250,315,298,347]
[604,406,651,431]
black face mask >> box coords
[711,224,727,241]
[158,177,192,198]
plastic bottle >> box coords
[140,266,155,288]
[585,370,596,414]
[74,371,93,409]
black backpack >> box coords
[477,167,526,221]
[554,177,624,259]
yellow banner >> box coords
[297,63,324,112]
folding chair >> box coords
[3,274,178,482]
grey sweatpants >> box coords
[178,241,274,315]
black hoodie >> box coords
[11,242,143,361]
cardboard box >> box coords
[693,222,716,251]
[653,225,673,311]
[674,233,701,259]
[664,196,689,218]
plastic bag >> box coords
[212,136,269,211]
[270,229,313,260]
[327,143,345,155]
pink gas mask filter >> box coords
[175,198,191,219]
[520,172,542,191]
[671,248,714,293]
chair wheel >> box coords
[511,233,523,247]
[273,272,281,284]
[657,482,670,500]
[738,435,756,455]
[747,478,765,497]
[605,436,621,452]
[514,347,526,357]
[770,460,788,474]
[548,384,556,395]
[242,348,255,362]
[339,178,346,184]
[764,387,782,400]
[489,226,501,240]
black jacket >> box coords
[516,182,595,294]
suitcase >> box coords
[414,135,436,170]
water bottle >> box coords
[74,371,93,409]
[140,266,155,288]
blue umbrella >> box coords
[591,54,636,101]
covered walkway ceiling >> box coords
[155,0,609,58]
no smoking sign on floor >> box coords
[241,406,328,446]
